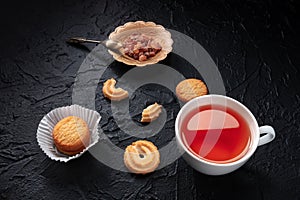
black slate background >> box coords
[0,0,299,199]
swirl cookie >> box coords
[124,140,160,174]
[102,78,129,101]
[176,78,208,102]
[141,103,162,122]
[52,116,90,156]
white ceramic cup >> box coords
[175,94,275,175]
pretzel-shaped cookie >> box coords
[124,140,160,174]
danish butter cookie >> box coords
[141,103,162,122]
[52,116,90,156]
[124,140,160,174]
[102,78,129,101]
[176,78,208,102]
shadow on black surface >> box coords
[192,166,283,200]
[40,152,110,184]
[66,42,93,53]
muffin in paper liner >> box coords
[108,21,173,67]
[36,104,101,162]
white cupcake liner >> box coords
[36,104,101,162]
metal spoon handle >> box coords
[67,37,128,59]
[67,37,103,44]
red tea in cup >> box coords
[181,105,251,163]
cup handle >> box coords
[258,125,275,146]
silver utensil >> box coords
[67,37,124,56]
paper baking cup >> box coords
[36,104,101,162]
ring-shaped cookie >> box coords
[124,140,160,174]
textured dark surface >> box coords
[0,0,300,199]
